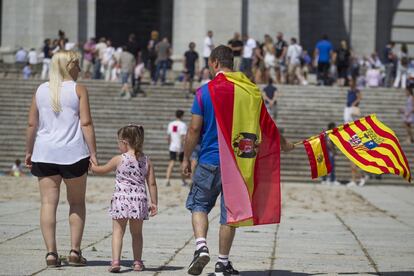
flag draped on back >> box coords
[303,133,332,179]
[208,72,281,226]
[328,114,411,182]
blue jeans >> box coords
[322,154,336,182]
[154,60,168,83]
[186,163,227,224]
[93,59,102,79]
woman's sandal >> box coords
[108,260,121,273]
[132,260,145,271]
[45,252,61,268]
[67,249,87,266]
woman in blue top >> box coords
[343,78,362,123]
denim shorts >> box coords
[121,72,130,84]
[186,163,227,224]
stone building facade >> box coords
[1,0,413,60]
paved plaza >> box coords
[0,176,413,276]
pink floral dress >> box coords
[109,153,149,220]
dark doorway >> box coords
[299,0,349,53]
[0,0,2,46]
[96,0,173,49]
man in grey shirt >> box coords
[119,46,136,99]
[153,37,171,85]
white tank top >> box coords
[31,81,90,164]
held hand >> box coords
[149,203,158,217]
[25,153,32,169]
[181,159,192,176]
[282,142,295,153]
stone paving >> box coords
[0,176,413,276]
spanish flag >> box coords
[328,114,411,182]
[303,133,332,179]
[208,72,281,226]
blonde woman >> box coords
[25,50,97,267]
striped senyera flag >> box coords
[208,72,281,226]
[328,114,411,182]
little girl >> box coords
[90,124,158,272]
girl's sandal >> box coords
[67,249,87,266]
[108,260,121,273]
[45,252,61,268]
[132,260,145,271]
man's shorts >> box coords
[186,163,227,225]
[31,157,90,179]
[121,72,130,85]
[169,151,184,162]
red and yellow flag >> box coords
[303,133,332,179]
[328,114,411,182]
[208,72,281,226]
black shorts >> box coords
[169,151,184,162]
[31,157,90,179]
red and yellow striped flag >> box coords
[303,133,332,179]
[328,114,411,182]
[209,72,281,226]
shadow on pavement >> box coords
[209,271,315,276]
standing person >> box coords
[41,39,53,80]
[286,37,305,85]
[90,125,158,272]
[25,50,97,267]
[203,30,214,68]
[147,31,159,82]
[82,37,95,79]
[383,41,396,87]
[321,122,340,185]
[93,37,107,79]
[103,40,115,81]
[126,33,141,89]
[252,43,265,84]
[262,78,279,121]
[263,34,276,83]
[399,87,414,144]
[183,42,199,95]
[241,34,257,79]
[119,46,136,100]
[228,32,243,71]
[28,48,38,66]
[335,40,351,86]
[274,32,288,84]
[343,78,366,187]
[393,43,409,89]
[15,47,27,63]
[153,37,171,85]
[314,34,333,86]
[166,110,188,187]
[182,45,294,275]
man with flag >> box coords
[182,45,295,276]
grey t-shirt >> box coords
[119,51,136,73]
[156,41,170,62]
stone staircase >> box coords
[0,78,413,185]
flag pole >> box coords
[292,129,333,147]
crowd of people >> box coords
[13,29,414,92]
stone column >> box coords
[1,0,78,50]
[350,0,377,56]
[172,0,241,68]
[248,0,299,42]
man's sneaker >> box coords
[214,261,239,276]
[187,246,210,275]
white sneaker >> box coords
[330,181,341,186]
[321,180,328,185]
[358,178,366,187]
[346,181,357,187]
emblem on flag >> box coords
[233,133,259,158]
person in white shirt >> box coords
[166,110,188,186]
[241,34,257,78]
[203,30,214,68]
[28,48,38,65]
[102,40,115,81]
[286,37,307,85]
[93,37,107,79]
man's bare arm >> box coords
[182,114,203,175]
